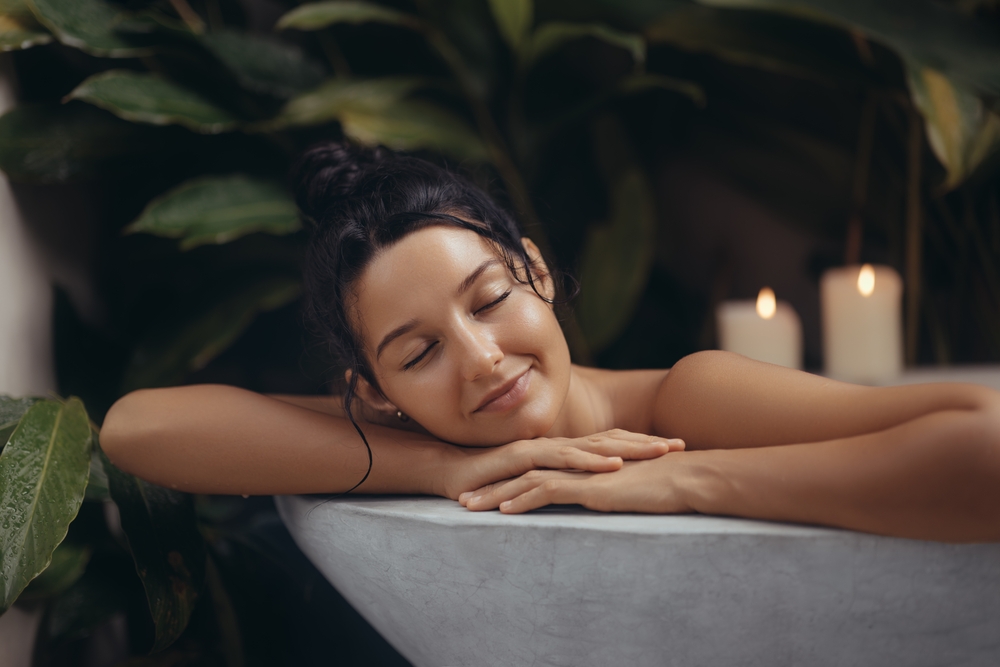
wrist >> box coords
[673,450,728,515]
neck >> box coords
[545,365,617,438]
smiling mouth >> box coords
[474,369,531,414]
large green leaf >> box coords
[66,70,240,134]
[523,22,645,69]
[17,540,90,603]
[0,395,39,450]
[339,99,488,161]
[488,0,533,51]
[0,103,181,183]
[646,5,876,85]
[103,453,206,653]
[126,174,300,250]
[27,0,150,57]
[0,398,91,613]
[122,276,302,391]
[200,29,326,99]
[0,0,51,50]
[276,0,421,31]
[576,118,656,352]
[907,65,1000,192]
[696,0,1000,96]
[269,76,428,128]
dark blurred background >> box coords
[2,0,1000,665]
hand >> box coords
[458,455,694,514]
[440,429,684,500]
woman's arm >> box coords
[464,351,1000,542]
[100,384,670,498]
[653,350,998,448]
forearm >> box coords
[679,407,1000,542]
[655,350,998,449]
[101,385,461,496]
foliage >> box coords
[2,0,1000,663]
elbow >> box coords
[99,389,159,475]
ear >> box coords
[520,237,555,302]
[344,369,397,413]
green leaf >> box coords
[103,452,205,653]
[0,395,40,450]
[18,541,90,603]
[269,76,429,129]
[66,70,240,134]
[84,448,109,501]
[646,6,877,85]
[0,398,92,613]
[200,29,325,99]
[122,276,302,391]
[523,22,645,69]
[618,73,705,106]
[0,0,51,51]
[694,0,1000,96]
[276,0,421,31]
[576,117,656,352]
[126,174,300,250]
[907,65,1000,192]
[0,103,182,183]
[339,99,488,161]
[488,0,532,51]
[27,0,151,57]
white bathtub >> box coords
[277,367,1000,667]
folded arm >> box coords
[466,351,1000,542]
[100,384,667,498]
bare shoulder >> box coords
[575,364,670,434]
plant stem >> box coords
[904,107,923,367]
[318,33,352,78]
[169,0,205,34]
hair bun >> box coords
[291,141,390,222]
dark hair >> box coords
[292,141,557,492]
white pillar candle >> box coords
[821,263,903,384]
[716,288,803,369]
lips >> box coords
[473,368,531,413]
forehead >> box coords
[352,225,501,334]
[364,225,497,292]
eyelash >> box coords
[402,289,512,370]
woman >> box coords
[100,142,1000,543]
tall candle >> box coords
[821,263,903,383]
[716,288,803,369]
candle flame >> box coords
[857,264,875,297]
[756,287,776,319]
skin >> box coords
[101,225,1000,542]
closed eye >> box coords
[403,340,439,370]
[475,289,511,315]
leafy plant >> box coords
[2,0,1000,664]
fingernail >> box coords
[459,492,472,502]
[500,501,511,510]
[669,438,685,445]
[469,495,482,504]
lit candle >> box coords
[821,263,903,383]
[716,288,803,369]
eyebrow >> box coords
[375,259,501,361]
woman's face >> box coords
[351,225,572,446]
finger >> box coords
[529,447,624,474]
[498,478,588,514]
[575,433,683,460]
[466,471,588,511]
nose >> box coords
[455,320,503,381]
